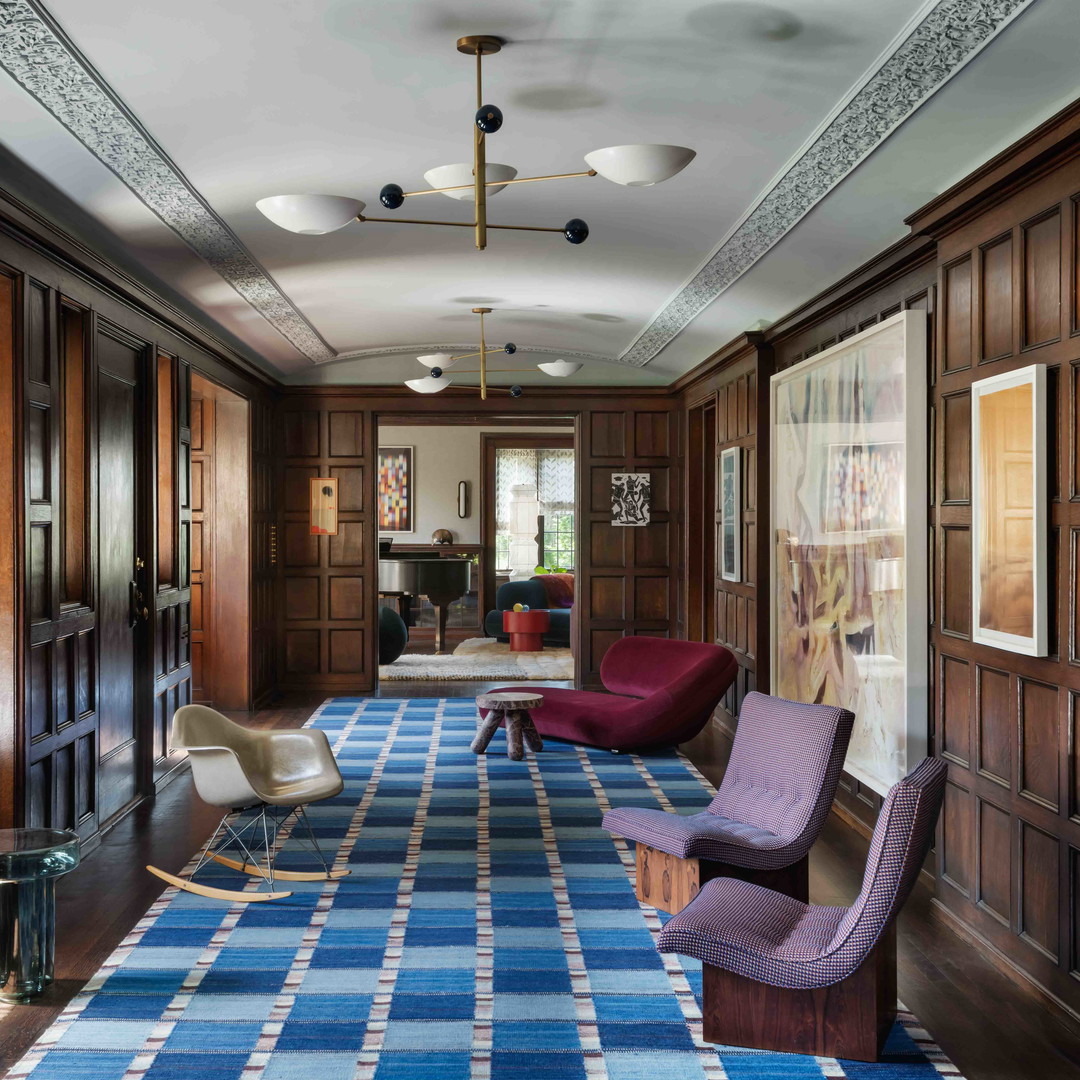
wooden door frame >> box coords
[480,432,576,645]
[686,397,718,643]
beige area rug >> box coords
[379,636,574,681]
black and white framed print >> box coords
[611,473,650,526]
[720,447,740,581]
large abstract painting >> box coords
[378,446,413,532]
[771,311,927,795]
[971,364,1047,656]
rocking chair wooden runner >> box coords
[146,705,349,902]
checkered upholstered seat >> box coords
[656,756,947,989]
[602,692,854,870]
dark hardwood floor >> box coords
[1,685,1077,1079]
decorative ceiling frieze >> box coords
[0,0,335,362]
[618,0,1037,367]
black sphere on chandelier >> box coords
[510,385,523,398]
[475,104,503,134]
[563,218,589,245]
[380,184,405,209]
[429,367,443,378]
[504,343,516,354]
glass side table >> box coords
[0,829,80,1001]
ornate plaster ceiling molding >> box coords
[330,342,615,367]
[618,0,1037,368]
[0,0,335,363]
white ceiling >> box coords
[0,0,1075,386]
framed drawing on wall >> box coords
[310,478,338,535]
[771,310,927,796]
[971,364,1047,656]
[378,446,413,532]
[719,447,741,582]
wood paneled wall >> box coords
[914,146,1080,1014]
[0,197,276,841]
[277,395,372,692]
[681,338,771,735]
[275,392,680,692]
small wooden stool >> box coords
[473,692,544,761]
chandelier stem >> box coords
[479,309,487,400]
[474,44,487,251]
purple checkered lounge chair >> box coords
[602,692,854,912]
[656,756,947,1062]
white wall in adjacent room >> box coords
[377,425,570,544]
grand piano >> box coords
[378,550,472,654]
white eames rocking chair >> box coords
[146,705,349,902]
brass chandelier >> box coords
[404,308,582,399]
[256,35,696,250]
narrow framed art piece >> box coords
[309,478,338,535]
[378,446,413,532]
[971,364,1047,657]
[719,447,741,582]
[611,473,650,526]
[771,310,927,795]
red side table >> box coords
[502,609,551,652]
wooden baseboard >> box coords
[830,800,874,841]
[929,897,1080,1030]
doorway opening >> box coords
[374,417,576,688]
[687,399,717,643]
[189,374,252,709]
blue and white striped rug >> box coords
[12,698,962,1079]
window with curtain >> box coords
[494,447,575,571]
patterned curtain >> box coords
[495,448,575,530]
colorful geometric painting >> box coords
[378,446,412,532]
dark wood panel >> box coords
[980,234,1013,360]
[940,654,971,766]
[977,665,1012,787]
[977,796,1012,925]
[943,255,972,372]
[1022,208,1061,348]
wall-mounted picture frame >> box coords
[310,477,338,535]
[611,473,650,526]
[719,447,741,582]
[378,446,413,532]
[771,310,927,796]
[971,364,1047,657]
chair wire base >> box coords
[190,804,332,887]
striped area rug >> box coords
[10,698,963,1079]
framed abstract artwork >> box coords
[309,478,338,535]
[719,447,741,582]
[771,310,927,796]
[378,446,413,532]
[971,364,1047,657]
[611,473,650,526]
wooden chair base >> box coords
[634,843,809,913]
[701,925,897,1062]
[146,865,293,902]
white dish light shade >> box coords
[405,374,451,394]
[416,352,458,369]
[537,359,582,377]
[255,194,365,235]
[584,145,696,187]
[423,163,518,200]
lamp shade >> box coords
[584,145,695,187]
[256,194,365,234]
[405,375,452,394]
[416,352,458,369]
[537,359,582,377]
[423,163,518,201]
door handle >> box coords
[129,581,149,626]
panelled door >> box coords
[94,325,147,823]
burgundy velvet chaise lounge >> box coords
[489,636,738,752]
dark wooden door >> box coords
[95,330,144,823]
